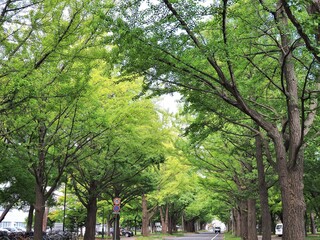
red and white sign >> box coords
[113,198,121,205]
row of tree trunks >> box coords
[183,219,196,232]
[232,199,258,240]
[159,204,169,234]
[141,194,158,237]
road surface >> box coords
[120,233,285,240]
[164,232,223,240]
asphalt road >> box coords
[164,232,223,240]
[120,233,283,240]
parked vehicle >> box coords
[110,228,134,237]
[275,223,283,236]
[120,229,134,237]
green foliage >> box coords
[110,0,320,233]
[2,0,320,236]
[66,64,170,238]
[48,186,86,231]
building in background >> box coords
[0,207,29,229]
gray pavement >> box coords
[120,232,222,239]
[120,234,283,240]
[164,232,222,240]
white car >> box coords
[275,223,283,236]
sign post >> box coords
[113,198,121,240]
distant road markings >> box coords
[211,233,219,239]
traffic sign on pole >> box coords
[113,197,121,214]
[113,205,120,213]
[113,198,121,205]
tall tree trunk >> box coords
[160,205,168,234]
[34,123,47,240]
[165,204,169,233]
[83,196,98,240]
[27,204,34,232]
[42,206,49,232]
[240,201,248,240]
[276,141,305,240]
[234,208,241,237]
[0,203,14,222]
[184,219,195,232]
[255,130,272,240]
[168,213,173,234]
[247,199,257,240]
[310,212,316,234]
[141,193,149,236]
[181,213,184,232]
[107,217,113,237]
[34,184,45,240]
[273,3,306,239]
[280,163,305,239]
[231,208,235,235]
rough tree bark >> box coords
[247,199,258,240]
[273,4,306,239]
[141,194,157,237]
[141,194,149,236]
[26,204,34,232]
[255,130,272,240]
[33,123,47,240]
[159,204,169,234]
[34,184,46,240]
[240,201,248,240]
[235,208,241,237]
[83,187,98,240]
[310,212,317,234]
[0,203,14,222]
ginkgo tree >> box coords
[185,118,278,240]
[148,151,207,234]
[0,1,114,239]
[68,65,168,240]
[110,1,320,239]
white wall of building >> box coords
[0,208,29,229]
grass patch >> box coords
[223,233,320,240]
[223,232,241,240]
[306,235,320,239]
[135,235,163,240]
[134,232,184,239]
